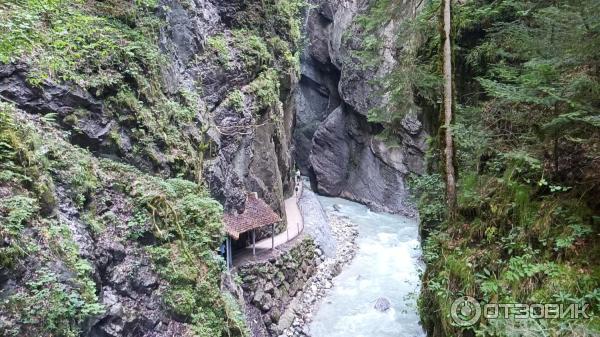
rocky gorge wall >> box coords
[159,0,299,215]
[293,0,428,215]
[0,1,304,336]
[0,0,298,215]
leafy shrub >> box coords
[0,0,162,88]
[408,173,446,231]
[207,34,230,67]
[0,195,39,268]
[233,30,272,71]
[5,268,103,337]
[226,90,245,113]
[249,69,280,113]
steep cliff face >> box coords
[0,1,302,336]
[0,0,297,213]
[293,0,427,214]
[158,0,298,215]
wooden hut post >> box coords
[226,236,232,269]
[252,229,256,256]
[271,223,275,250]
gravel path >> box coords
[235,188,304,266]
[254,195,303,249]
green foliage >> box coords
[1,195,39,231]
[421,231,442,264]
[0,102,47,182]
[198,0,303,126]
[249,69,280,112]
[352,0,397,66]
[233,30,272,71]
[0,195,39,268]
[452,105,490,172]
[120,174,247,336]
[266,0,305,49]
[164,286,198,317]
[0,0,162,88]
[462,0,600,148]
[105,86,204,177]
[225,90,245,113]
[0,105,55,270]
[554,223,592,252]
[0,106,247,336]
[0,102,17,165]
[221,292,250,336]
[268,36,300,75]
[207,34,231,67]
[361,0,442,136]
[0,0,205,180]
[5,268,103,337]
[408,173,446,229]
[50,147,100,207]
[417,1,600,335]
[1,154,104,337]
[127,210,151,240]
[230,0,308,53]
[355,0,394,32]
[504,253,557,284]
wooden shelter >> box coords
[223,192,281,268]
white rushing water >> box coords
[310,196,425,337]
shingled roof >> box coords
[224,193,281,240]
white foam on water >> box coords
[310,197,426,337]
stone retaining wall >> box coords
[236,236,317,336]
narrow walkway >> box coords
[254,195,303,249]
[233,183,304,265]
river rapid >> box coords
[309,196,425,337]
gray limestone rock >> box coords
[293,0,427,214]
[374,297,392,312]
[299,186,337,258]
[309,106,350,196]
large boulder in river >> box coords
[374,297,392,312]
[299,188,337,258]
[309,102,421,215]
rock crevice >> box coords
[293,0,427,215]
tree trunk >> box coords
[442,0,457,217]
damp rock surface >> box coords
[294,0,427,215]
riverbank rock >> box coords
[299,187,336,258]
